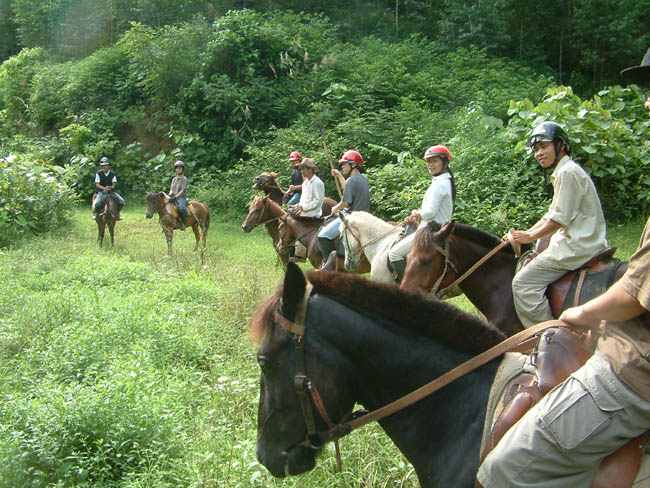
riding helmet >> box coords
[289,151,302,161]
[423,145,452,163]
[174,160,185,169]
[338,150,363,167]
[527,122,571,154]
[99,156,110,166]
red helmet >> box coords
[289,151,302,161]
[338,150,363,167]
[423,145,452,163]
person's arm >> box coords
[509,218,563,245]
[301,180,324,213]
[329,200,349,216]
[331,169,346,190]
[288,184,302,192]
[560,281,647,328]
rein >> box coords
[274,280,568,459]
[434,232,520,298]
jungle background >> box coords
[1,1,650,486]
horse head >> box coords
[275,214,294,256]
[242,195,268,233]
[339,212,363,272]
[401,220,457,293]
[144,191,165,219]
[252,263,356,477]
[253,172,280,191]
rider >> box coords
[288,158,325,263]
[93,156,125,220]
[478,46,650,488]
[317,150,370,267]
[508,121,607,328]
[283,151,303,206]
[169,160,188,231]
[388,145,455,281]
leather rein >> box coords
[273,278,565,467]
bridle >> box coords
[426,235,459,297]
[272,282,346,470]
[249,198,282,228]
[339,215,405,270]
[276,215,319,255]
[271,276,569,470]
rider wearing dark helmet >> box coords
[93,156,125,220]
[169,160,188,230]
[478,47,650,488]
[508,121,607,329]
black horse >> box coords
[251,263,506,487]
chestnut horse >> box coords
[401,220,626,337]
[252,172,285,205]
[241,195,289,264]
[144,191,210,259]
[92,191,118,247]
[252,263,506,487]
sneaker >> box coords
[92,214,97,220]
[117,216,124,221]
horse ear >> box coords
[282,262,307,320]
[439,219,456,239]
[338,211,346,222]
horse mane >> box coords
[250,271,506,353]
[415,221,526,256]
[347,211,396,232]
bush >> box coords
[0,154,77,247]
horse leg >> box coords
[98,221,105,247]
[164,228,174,256]
[191,224,200,251]
[109,221,115,247]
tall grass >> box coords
[0,204,645,487]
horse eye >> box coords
[257,355,270,370]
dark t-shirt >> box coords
[342,173,370,213]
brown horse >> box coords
[242,195,289,264]
[252,172,285,205]
[401,220,626,337]
[92,191,118,247]
[144,191,210,259]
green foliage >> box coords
[0,47,46,129]
[0,153,77,247]
[506,85,650,221]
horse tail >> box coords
[204,205,211,230]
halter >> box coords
[276,215,319,255]
[272,276,568,466]
[250,198,281,228]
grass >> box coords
[0,204,645,487]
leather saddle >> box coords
[519,243,628,317]
[479,327,649,488]
[166,201,191,229]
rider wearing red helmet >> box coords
[284,151,303,206]
[317,149,370,267]
[479,46,650,488]
[388,145,456,281]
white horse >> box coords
[339,211,405,283]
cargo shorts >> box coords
[477,352,650,488]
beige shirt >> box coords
[599,217,650,401]
[538,156,607,269]
[170,174,187,196]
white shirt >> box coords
[418,172,453,229]
[95,171,117,184]
[299,174,325,217]
[539,155,607,269]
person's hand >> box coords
[331,169,342,179]
[291,205,303,216]
[289,184,297,191]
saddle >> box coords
[479,327,649,488]
[166,201,192,229]
[518,246,627,316]
[93,193,117,219]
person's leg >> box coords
[113,192,125,219]
[93,191,106,218]
[512,257,568,327]
[478,353,650,488]
[318,218,341,266]
[388,233,415,281]
[286,193,301,206]
[177,196,187,230]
